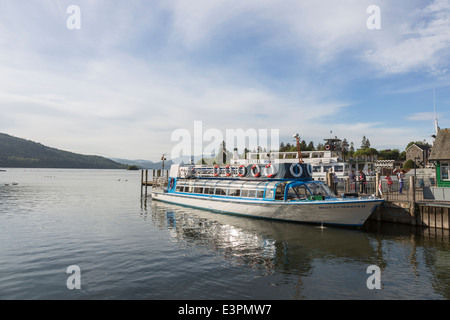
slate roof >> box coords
[429,128,450,161]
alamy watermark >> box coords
[366,265,382,289]
[170,121,280,163]
[66,5,81,30]
[367,5,381,30]
[66,265,81,290]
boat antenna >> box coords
[293,133,303,163]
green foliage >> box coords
[353,148,378,156]
[0,133,126,169]
[403,159,415,169]
[378,149,400,160]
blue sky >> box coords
[1,0,449,161]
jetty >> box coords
[140,169,168,196]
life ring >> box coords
[264,163,277,178]
[213,165,219,177]
[306,164,313,177]
[238,165,247,177]
[290,163,303,178]
[225,165,232,177]
[325,144,331,150]
[251,164,261,177]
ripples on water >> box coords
[1,169,450,300]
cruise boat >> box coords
[150,162,383,228]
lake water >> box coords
[1,168,450,300]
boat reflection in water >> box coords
[148,200,450,299]
[150,201,378,276]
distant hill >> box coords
[110,158,174,170]
[0,133,126,169]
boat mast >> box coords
[293,133,303,163]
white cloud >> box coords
[364,0,450,75]
[1,1,448,160]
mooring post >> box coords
[410,175,416,226]
[145,169,148,197]
[375,172,380,198]
[141,170,144,196]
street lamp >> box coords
[161,154,167,170]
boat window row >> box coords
[174,179,335,200]
[175,179,278,199]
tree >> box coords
[361,136,371,149]
[350,142,355,154]
[354,148,378,156]
[403,159,415,169]
[378,149,400,160]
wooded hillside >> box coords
[0,133,126,169]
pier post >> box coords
[141,170,144,196]
[145,169,148,197]
[375,173,380,198]
[409,176,416,226]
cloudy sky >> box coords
[1,0,450,161]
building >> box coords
[429,128,450,188]
[405,143,432,168]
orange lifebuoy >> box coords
[264,163,277,178]
[251,164,261,177]
[213,165,219,177]
[225,165,232,177]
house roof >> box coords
[405,143,432,153]
[429,128,450,161]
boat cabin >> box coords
[167,163,336,202]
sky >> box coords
[1,0,450,162]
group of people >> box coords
[348,170,368,193]
[347,169,406,194]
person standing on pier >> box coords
[397,170,405,194]
[349,170,356,192]
[384,173,393,193]
[358,170,367,194]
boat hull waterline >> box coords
[151,191,382,228]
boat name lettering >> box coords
[318,204,366,209]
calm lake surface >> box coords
[1,168,450,300]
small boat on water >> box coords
[151,162,383,228]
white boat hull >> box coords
[151,191,382,228]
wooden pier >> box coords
[368,175,450,229]
[140,169,169,196]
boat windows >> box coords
[228,188,241,197]
[242,189,256,198]
[286,185,310,201]
[215,187,226,196]
[264,188,275,200]
[306,182,335,197]
[275,182,287,201]
[194,186,204,194]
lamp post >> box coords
[161,154,167,171]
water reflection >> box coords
[145,199,450,299]
[147,201,377,277]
